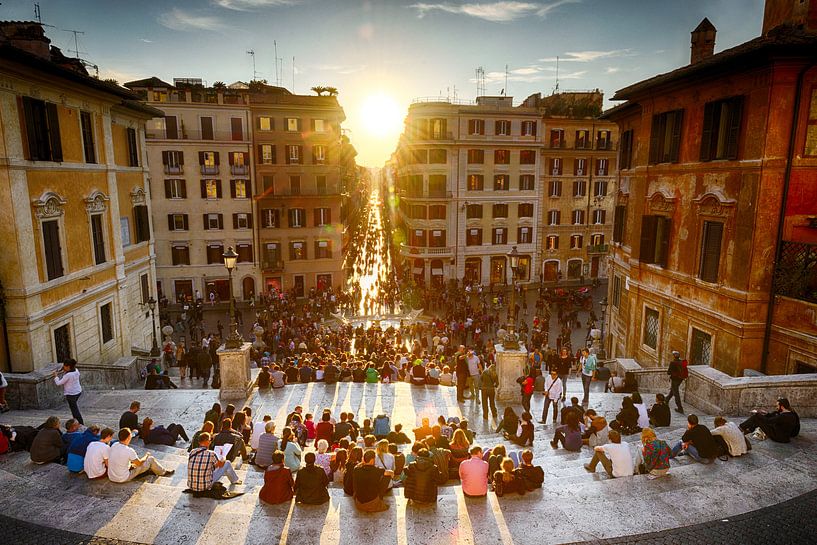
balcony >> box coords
[587,244,609,255]
[774,241,817,304]
[400,244,454,257]
[400,190,453,200]
[164,165,183,175]
[146,129,248,142]
[231,165,249,176]
[262,259,284,272]
[200,165,219,175]
[260,189,340,198]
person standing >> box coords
[540,369,563,424]
[53,359,83,425]
[455,345,469,402]
[579,348,597,405]
[466,349,482,403]
[480,363,498,420]
[555,348,573,401]
[665,351,687,414]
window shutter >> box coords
[669,110,683,163]
[640,215,657,263]
[164,180,172,198]
[233,214,238,229]
[162,151,169,165]
[216,180,223,198]
[203,214,208,230]
[198,151,205,165]
[183,214,189,230]
[200,180,207,198]
[298,145,304,164]
[167,214,174,231]
[494,120,501,135]
[699,102,715,162]
[297,119,302,131]
[613,206,626,243]
[246,178,252,196]
[270,145,276,164]
[42,220,63,279]
[218,214,224,229]
[228,152,235,165]
[531,122,537,136]
[699,221,723,282]
[180,180,187,198]
[313,208,320,227]
[230,180,236,199]
[648,115,660,164]
[45,102,62,162]
[658,216,671,268]
[214,152,220,165]
[285,146,291,165]
[468,119,475,134]
[726,97,743,160]
[312,146,317,164]
[247,213,253,228]
[257,145,263,161]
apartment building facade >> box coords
[124,78,256,303]
[0,23,161,372]
[602,1,817,375]
[251,88,347,296]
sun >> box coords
[360,92,403,138]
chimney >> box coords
[0,22,51,60]
[690,18,716,64]
[762,0,817,35]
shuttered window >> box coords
[619,129,634,170]
[133,205,150,243]
[613,205,627,243]
[699,221,724,283]
[648,110,683,164]
[42,219,64,280]
[91,214,106,264]
[126,128,139,166]
[639,215,671,267]
[700,96,743,161]
[80,111,96,164]
[21,97,62,162]
[100,303,113,343]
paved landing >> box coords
[1,381,815,545]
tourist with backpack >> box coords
[665,350,687,414]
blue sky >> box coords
[3,0,765,165]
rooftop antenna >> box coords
[34,2,41,23]
[246,49,258,81]
[504,64,509,97]
[476,66,486,97]
[292,56,295,92]
[62,28,85,58]
[273,40,279,85]
[554,55,560,94]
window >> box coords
[139,273,149,304]
[233,213,252,229]
[199,151,219,174]
[699,221,724,283]
[649,109,684,164]
[620,129,634,170]
[407,175,423,195]
[315,240,332,258]
[412,118,428,139]
[690,328,712,366]
[200,117,214,140]
[428,205,446,219]
[519,175,535,190]
[643,307,659,350]
[288,208,305,228]
[316,176,327,195]
[613,205,627,243]
[494,149,510,164]
[411,205,427,219]
[258,116,273,131]
[230,117,243,141]
[466,204,483,219]
[410,149,428,164]
[571,210,585,225]
[286,145,303,164]
[549,129,565,148]
[518,203,533,217]
[495,120,511,136]
[493,203,508,218]
[573,180,587,197]
[171,245,190,265]
[314,207,331,226]
[42,219,64,280]
[549,180,562,197]
[80,111,96,163]
[428,175,446,196]
[548,210,561,226]
[230,179,248,199]
[468,119,485,135]
[806,89,817,156]
[261,208,280,228]
[290,241,306,260]
[594,181,609,197]
[120,217,131,247]
[133,205,150,243]
[467,149,484,164]
[591,233,605,246]
[410,229,427,246]
[429,230,446,247]
[612,275,622,308]
[574,158,587,176]
[593,209,606,225]
[264,243,281,264]
[546,235,559,250]
[700,96,743,161]
[492,228,507,245]
[429,149,447,164]
[596,158,609,176]
[521,120,537,136]
[639,215,671,267]
[90,214,106,264]
[259,144,276,164]
[165,116,178,139]
[466,228,483,246]
[54,323,72,363]
[126,128,139,166]
[429,118,447,139]
[100,302,113,344]
[207,244,224,264]
[520,150,536,165]
[286,118,301,132]
[518,226,532,244]
[236,244,253,263]
[162,150,184,174]
[21,97,62,161]
[575,129,590,149]
[494,175,509,191]
[597,130,612,150]
[167,213,189,231]
[203,213,224,230]
[313,145,326,164]
[201,179,222,199]
[570,234,583,249]
[549,158,562,175]
[467,174,484,191]
[229,151,247,174]
[313,119,326,132]
[290,176,301,195]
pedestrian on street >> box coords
[455,345,469,402]
[53,358,84,425]
[579,348,597,405]
[540,369,563,424]
[480,363,498,420]
[197,349,212,387]
[665,351,687,414]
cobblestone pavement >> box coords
[1,487,814,545]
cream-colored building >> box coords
[0,23,161,372]
[124,78,257,302]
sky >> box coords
[3,0,766,166]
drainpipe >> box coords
[760,59,817,374]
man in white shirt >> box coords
[466,350,482,402]
[540,370,563,424]
[84,427,115,479]
[584,430,634,478]
[108,428,174,483]
[711,416,748,457]
[251,415,271,450]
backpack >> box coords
[679,360,689,379]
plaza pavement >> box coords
[1,379,815,545]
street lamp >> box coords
[147,296,159,357]
[599,296,609,359]
[222,246,244,349]
[503,246,520,350]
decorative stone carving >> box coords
[32,192,66,219]
[693,192,736,218]
[84,191,109,213]
[616,191,630,206]
[130,187,146,205]
[647,190,676,214]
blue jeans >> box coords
[671,441,712,464]
[541,397,558,423]
[581,374,592,403]
[65,393,83,425]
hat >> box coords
[672,350,680,356]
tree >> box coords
[212,81,226,90]
[325,86,338,97]
[311,85,327,96]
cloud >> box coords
[158,8,228,32]
[409,1,578,22]
[605,67,620,74]
[559,70,586,79]
[313,63,368,75]
[213,0,299,10]
[138,38,153,43]
[539,49,631,63]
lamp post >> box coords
[147,297,159,357]
[222,246,244,349]
[599,296,609,359]
[503,246,520,350]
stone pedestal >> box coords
[494,343,528,404]
[217,342,253,400]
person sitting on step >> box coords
[739,397,800,443]
[647,394,671,427]
[109,428,174,483]
[295,452,330,504]
[188,432,241,494]
[670,414,718,464]
[140,418,189,447]
[515,449,544,491]
[584,429,635,478]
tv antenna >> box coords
[246,49,258,81]
[34,2,41,23]
[504,64,509,96]
[274,40,280,86]
[475,66,485,97]
[554,55,560,94]
[62,28,85,58]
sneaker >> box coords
[550,440,558,449]
[233,479,243,485]
[583,464,595,473]
[163,469,175,477]
[647,473,661,480]
[674,408,684,414]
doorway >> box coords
[490,256,506,285]
[294,275,305,298]
[242,277,255,301]
[543,261,559,282]
[464,258,482,285]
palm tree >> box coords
[212,81,226,90]
[325,86,339,97]
[311,85,327,96]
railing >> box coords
[146,130,247,141]
[163,165,183,175]
[400,190,453,199]
[774,240,817,304]
[587,244,609,254]
[262,189,339,197]
[261,260,284,271]
[400,244,454,256]
[230,165,249,176]
[411,97,475,105]
[200,166,219,175]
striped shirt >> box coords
[187,447,218,491]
